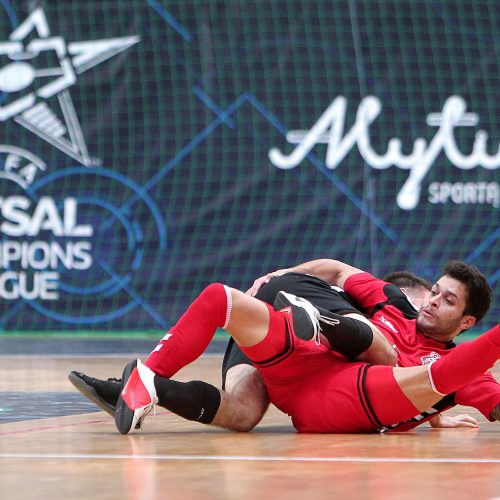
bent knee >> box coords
[223,365,270,431]
[230,409,267,432]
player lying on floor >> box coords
[70,262,499,431]
[70,270,455,430]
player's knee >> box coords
[231,407,267,432]
[198,283,233,328]
[224,365,270,431]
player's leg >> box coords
[392,324,500,412]
[339,312,398,365]
[143,358,269,433]
[69,365,266,432]
[70,309,269,432]
[213,364,270,431]
[115,284,272,434]
[140,284,269,381]
[153,362,269,432]
[71,282,235,430]
[260,274,396,365]
[254,272,358,311]
[343,324,500,430]
[218,339,270,431]
[271,288,397,364]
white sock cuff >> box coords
[427,362,446,396]
[137,360,159,403]
[222,285,233,329]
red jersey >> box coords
[344,272,500,426]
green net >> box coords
[0,1,497,333]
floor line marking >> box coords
[0,453,498,463]
[0,353,223,359]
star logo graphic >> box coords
[0,7,140,167]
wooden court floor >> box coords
[0,351,499,500]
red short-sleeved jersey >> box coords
[344,272,500,424]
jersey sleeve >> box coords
[343,272,389,315]
[454,372,500,421]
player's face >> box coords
[406,286,429,310]
[416,275,475,341]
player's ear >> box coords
[460,315,475,332]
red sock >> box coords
[429,324,500,395]
[145,283,231,377]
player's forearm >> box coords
[247,259,364,297]
[289,259,363,288]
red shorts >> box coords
[242,305,419,433]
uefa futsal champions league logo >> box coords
[269,95,500,210]
[0,6,166,326]
[0,7,139,174]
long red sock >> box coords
[145,283,231,378]
[429,324,500,395]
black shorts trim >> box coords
[221,316,295,388]
[356,364,384,429]
[384,393,456,432]
[250,317,295,368]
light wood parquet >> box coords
[0,355,499,500]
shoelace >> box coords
[316,314,341,346]
[292,297,323,345]
[306,310,322,345]
[293,296,328,346]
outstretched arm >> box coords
[247,259,364,296]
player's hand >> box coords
[429,413,479,428]
[490,402,500,421]
[246,269,292,296]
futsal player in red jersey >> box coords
[112,259,499,434]
[71,270,445,431]
[248,259,500,431]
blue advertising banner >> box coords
[0,1,498,332]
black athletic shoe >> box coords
[68,371,122,416]
[273,291,321,343]
[115,359,158,434]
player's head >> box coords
[383,271,432,291]
[417,261,491,340]
[441,261,491,323]
[383,271,432,310]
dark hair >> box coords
[383,271,432,291]
[443,260,492,322]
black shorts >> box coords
[221,272,362,387]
